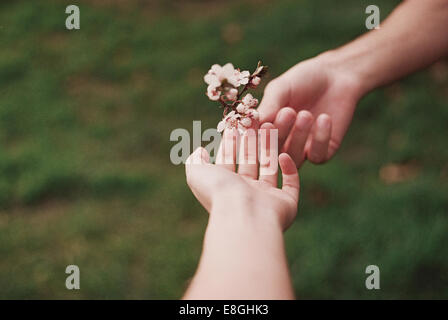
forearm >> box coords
[324,0,448,96]
[183,205,294,300]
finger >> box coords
[259,122,279,186]
[284,110,313,166]
[186,146,210,165]
[273,107,296,149]
[185,147,210,179]
[185,147,212,211]
[258,78,290,124]
[279,153,299,203]
[216,129,238,171]
[237,128,258,179]
[307,113,332,164]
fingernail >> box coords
[317,114,331,129]
[296,111,313,129]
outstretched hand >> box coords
[185,123,299,231]
[258,55,363,167]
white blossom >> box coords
[242,93,258,108]
[225,88,238,101]
[207,85,220,101]
[240,117,252,128]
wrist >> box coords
[317,48,375,99]
[209,195,283,232]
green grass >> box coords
[0,0,447,299]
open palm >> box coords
[185,123,300,230]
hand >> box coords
[185,123,300,231]
[258,53,364,167]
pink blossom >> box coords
[236,103,248,113]
[252,64,266,77]
[217,120,226,133]
[240,117,252,128]
[250,76,261,88]
[242,93,258,108]
[235,69,250,86]
[207,85,220,101]
[204,63,241,88]
[204,65,221,87]
[246,108,259,121]
[206,62,267,133]
[217,111,240,132]
[225,88,238,101]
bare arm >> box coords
[183,205,294,300]
[259,0,448,167]
[328,0,448,95]
[183,126,299,300]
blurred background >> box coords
[0,0,447,299]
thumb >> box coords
[258,78,290,124]
[185,147,210,181]
[186,147,210,166]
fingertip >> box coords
[314,113,332,142]
[279,153,298,175]
[191,147,209,164]
[275,107,297,125]
[260,122,275,130]
[216,128,237,170]
[293,111,313,134]
[317,113,331,129]
[278,107,297,118]
[258,107,275,124]
[199,147,210,163]
[274,107,297,148]
[280,152,300,201]
[258,97,279,123]
[307,114,332,164]
[223,127,237,137]
[297,110,313,123]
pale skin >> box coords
[184,124,299,300]
[182,0,448,300]
[258,0,448,167]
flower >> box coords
[249,76,261,88]
[217,111,240,132]
[240,117,252,128]
[204,63,253,101]
[204,63,242,88]
[246,108,259,121]
[236,103,248,113]
[217,120,226,133]
[242,93,258,108]
[235,69,250,86]
[205,61,267,133]
[252,62,268,77]
[207,85,220,101]
[225,88,238,101]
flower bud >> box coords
[226,88,238,101]
[242,93,258,108]
[250,76,261,88]
[207,85,220,101]
[241,117,252,128]
[236,103,248,113]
